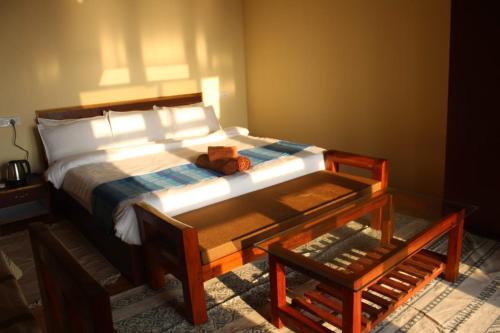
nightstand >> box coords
[0,174,52,235]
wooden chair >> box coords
[29,223,114,333]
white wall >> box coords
[0,0,247,173]
[244,0,451,195]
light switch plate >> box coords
[0,116,21,127]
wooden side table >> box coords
[0,174,52,235]
[255,189,468,333]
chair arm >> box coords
[323,150,388,188]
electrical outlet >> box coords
[0,116,21,128]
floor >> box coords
[1,220,499,332]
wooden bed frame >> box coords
[35,93,389,325]
[36,93,203,284]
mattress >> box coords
[45,127,326,245]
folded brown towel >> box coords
[208,146,238,162]
[196,154,251,175]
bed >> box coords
[35,93,388,324]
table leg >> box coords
[342,288,362,333]
[445,211,464,282]
[370,209,382,230]
[269,255,286,328]
[381,195,394,245]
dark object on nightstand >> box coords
[6,159,31,187]
[0,174,52,235]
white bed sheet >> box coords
[46,127,326,245]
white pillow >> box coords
[168,105,221,139]
[38,116,114,164]
[38,114,106,127]
[107,109,174,147]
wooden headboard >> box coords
[35,92,202,120]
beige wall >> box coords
[0,0,247,173]
[244,0,450,195]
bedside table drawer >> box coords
[0,186,48,208]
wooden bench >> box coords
[134,150,388,324]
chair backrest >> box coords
[29,223,114,333]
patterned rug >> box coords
[111,221,500,333]
[1,219,498,332]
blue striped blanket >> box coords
[91,140,311,233]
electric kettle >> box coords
[6,160,31,187]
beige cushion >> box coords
[175,171,381,264]
[0,251,22,281]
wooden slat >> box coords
[398,264,429,279]
[305,291,370,325]
[388,271,421,285]
[279,305,331,333]
[369,284,403,301]
[355,256,374,266]
[362,290,394,309]
[305,291,342,313]
[413,252,444,267]
[379,277,412,292]
[406,257,436,273]
[361,300,383,318]
[365,252,383,260]
[292,297,343,329]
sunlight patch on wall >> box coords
[196,29,209,68]
[100,28,127,68]
[99,68,130,86]
[99,24,128,86]
[79,85,158,105]
[146,64,190,82]
[202,77,220,118]
[141,31,186,67]
[159,80,199,97]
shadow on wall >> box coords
[0,0,247,171]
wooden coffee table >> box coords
[255,189,468,333]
